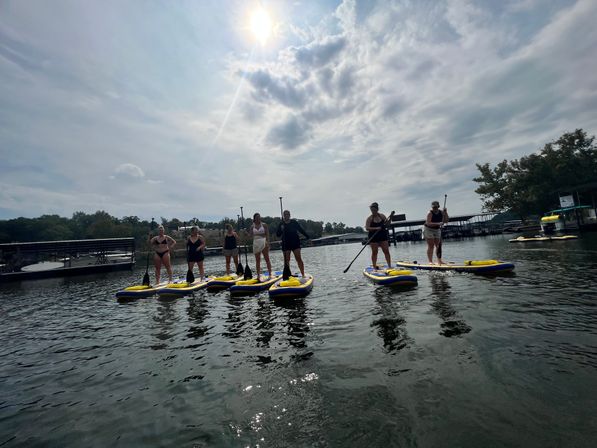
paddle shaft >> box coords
[343,211,394,273]
[437,195,447,259]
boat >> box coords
[206,273,243,292]
[362,266,418,287]
[268,275,314,299]
[229,271,283,297]
[115,281,169,300]
[157,277,213,299]
[395,260,515,274]
[20,261,64,272]
[509,235,578,243]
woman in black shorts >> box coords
[276,210,310,277]
[187,226,206,279]
[365,202,392,269]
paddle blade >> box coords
[142,271,150,286]
[282,263,291,280]
[186,269,195,283]
[244,264,252,280]
[237,262,244,275]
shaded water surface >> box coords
[1,235,597,447]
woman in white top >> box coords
[248,212,272,280]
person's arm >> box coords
[365,216,373,231]
[379,214,387,229]
[442,209,449,224]
[167,235,176,248]
[198,235,206,251]
[425,212,436,227]
[296,221,310,239]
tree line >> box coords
[0,211,363,245]
[474,129,597,219]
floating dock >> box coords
[0,238,135,282]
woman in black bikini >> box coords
[365,202,392,269]
[187,226,206,279]
[149,225,176,284]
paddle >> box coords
[343,210,395,273]
[240,206,252,280]
[186,269,195,284]
[235,214,244,275]
[142,218,155,285]
[279,196,292,280]
[437,195,447,260]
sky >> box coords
[1,0,596,227]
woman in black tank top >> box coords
[365,202,392,269]
[222,224,240,275]
[424,200,448,264]
[187,226,206,279]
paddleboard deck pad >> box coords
[116,281,169,299]
[268,274,314,299]
[363,266,418,286]
[509,235,578,243]
[157,277,213,298]
[206,273,243,292]
[395,260,515,274]
[229,271,283,297]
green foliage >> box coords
[473,129,597,218]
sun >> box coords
[250,7,272,46]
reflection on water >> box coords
[429,274,472,337]
[371,288,413,352]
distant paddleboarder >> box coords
[424,200,449,264]
[222,224,240,275]
[365,202,392,269]
[276,210,310,277]
[186,226,206,280]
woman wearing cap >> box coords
[247,212,272,281]
[424,200,449,264]
[365,202,392,269]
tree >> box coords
[473,129,597,218]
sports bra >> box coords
[252,224,265,237]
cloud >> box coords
[112,163,145,179]
[266,114,312,150]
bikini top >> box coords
[252,224,265,237]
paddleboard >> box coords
[509,235,578,243]
[157,277,213,298]
[268,274,314,299]
[206,273,243,292]
[363,266,418,287]
[229,271,283,297]
[395,260,515,274]
[21,261,64,272]
[115,281,169,300]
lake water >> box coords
[1,234,597,447]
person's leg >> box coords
[154,254,162,284]
[435,239,443,264]
[263,246,272,277]
[225,255,231,275]
[233,253,239,272]
[370,242,379,268]
[199,261,205,279]
[163,253,173,282]
[293,248,305,277]
[255,253,261,281]
[426,239,435,263]
[380,241,391,268]
[188,261,194,276]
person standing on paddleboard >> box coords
[149,225,176,284]
[365,202,392,269]
[276,210,310,278]
[187,226,206,280]
[222,223,240,275]
[424,201,449,264]
[247,213,272,281]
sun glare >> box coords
[250,7,272,45]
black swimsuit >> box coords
[368,216,389,243]
[155,238,169,258]
[187,237,205,262]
